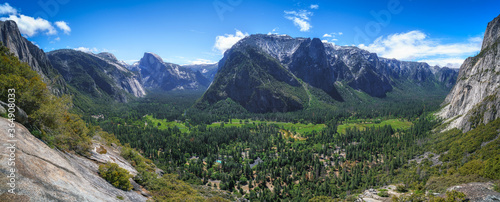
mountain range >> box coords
[198,34,459,113]
[0,19,458,114]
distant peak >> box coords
[481,14,500,50]
[97,52,117,62]
[142,52,164,64]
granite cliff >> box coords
[438,14,500,131]
[0,20,67,96]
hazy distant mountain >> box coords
[438,14,500,132]
[48,49,146,103]
[198,34,458,113]
[132,52,210,91]
[182,63,218,82]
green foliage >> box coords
[0,43,92,155]
[116,195,124,200]
[396,185,408,193]
[337,118,412,134]
[377,190,389,197]
[98,162,133,191]
[309,196,336,201]
[439,190,466,202]
[483,154,500,179]
[147,174,204,201]
[458,159,484,176]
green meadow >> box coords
[337,119,413,134]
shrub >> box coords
[147,174,204,201]
[98,162,133,191]
[483,154,500,179]
[0,43,92,155]
[396,185,408,193]
[239,176,248,185]
[377,191,389,197]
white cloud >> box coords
[284,10,313,32]
[358,30,482,67]
[188,59,216,65]
[419,58,465,69]
[214,30,249,54]
[310,4,319,9]
[0,3,16,15]
[55,21,71,35]
[321,40,335,45]
[1,14,56,37]
[74,47,99,53]
[268,27,279,35]
[323,32,342,43]
[0,4,71,39]
[338,32,343,35]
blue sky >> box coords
[2,0,499,68]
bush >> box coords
[98,162,133,191]
[396,185,408,193]
[239,176,248,185]
[147,174,204,201]
[377,191,389,197]
[483,154,500,179]
[0,43,92,155]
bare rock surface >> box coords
[0,118,147,202]
[0,20,67,96]
[447,182,500,202]
[438,14,500,132]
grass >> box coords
[144,115,190,133]
[145,116,326,135]
[146,115,411,136]
[208,119,326,135]
[337,118,413,134]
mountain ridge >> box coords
[48,49,146,103]
[132,52,210,91]
[0,20,67,96]
[198,34,458,113]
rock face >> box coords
[48,49,146,102]
[0,20,67,96]
[446,182,500,202]
[201,46,308,113]
[134,52,210,91]
[438,14,500,132]
[200,34,457,113]
[0,118,147,202]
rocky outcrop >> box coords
[134,52,210,91]
[0,118,147,201]
[0,101,28,125]
[48,49,146,102]
[0,20,67,96]
[438,14,500,131]
[446,182,500,202]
